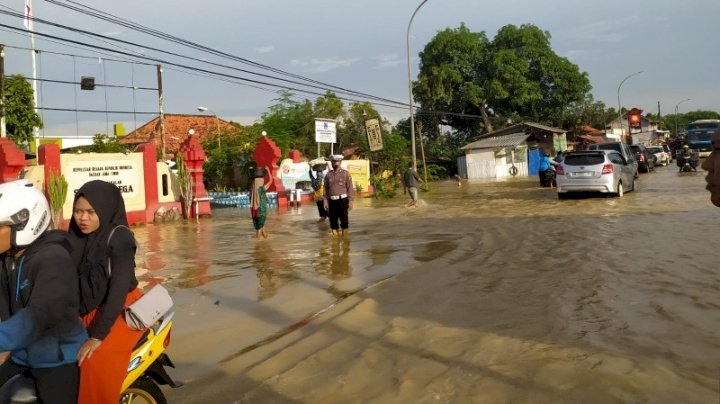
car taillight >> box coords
[639,154,645,161]
[556,165,564,175]
[602,164,613,175]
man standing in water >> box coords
[403,162,423,207]
[323,155,353,237]
[702,131,720,207]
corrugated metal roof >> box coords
[461,133,530,150]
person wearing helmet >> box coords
[68,180,144,404]
[678,144,695,172]
[323,154,353,237]
[0,179,87,404]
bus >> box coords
[686,119,719,158]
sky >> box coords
[0,0,718,141]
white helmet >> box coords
[0,179,51,248]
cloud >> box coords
[289,57,360,73]
[256,45,275,54]
[565,49,590,61]
[371,54,405,70]
[569,16,641,43]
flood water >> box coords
[135,163,720,402]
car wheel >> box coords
[616,182,624,198]
[558,193,568,200]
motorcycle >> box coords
[677,152,699,173]
[539,169,556,187]
[0,310,182,404]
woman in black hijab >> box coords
[68,180,143,404]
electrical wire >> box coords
[2,5,487,123]
[0,7,405,107]
[47,0,400,104]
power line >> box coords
[2,7,487,123]
[18,76,157,91]
[38,107,157,114]
[47,0,397,104]
[1,7,404,107]
[0,21,411,111]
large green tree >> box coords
[3,74,42,145]
[414,23,591,138]
[414,24,490,136]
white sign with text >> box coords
[65,160,140,197]
[315,119,337,143]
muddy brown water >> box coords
[134,163,719,402]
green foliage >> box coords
[3,75,43,146]
[371,175,400,199]
[175,154,192,219]
[414,23,591,137]
[259,90,340,158]
[558,95,617,130]
[420,164,447,181]
[201,125,259,187]
[372,129,410,176]
[658,110,720,134]
[90,134,129,153]
[414,24,490,136]
[46,172,68,228]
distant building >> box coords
[605,110,660,145]
[458,122,566,180]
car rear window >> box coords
[647,147,662,153]
[564,154,606,166]
[595,144,622,152]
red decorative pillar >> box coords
[252,134,285,206]
[0,138,28,183]
[37,143,61,187]
[289,149,303,163]
[179,134,211,218]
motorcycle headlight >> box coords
[127,356,142,372]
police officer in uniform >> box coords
[323,155,353,237]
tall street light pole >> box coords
[616,70,643,142]
[674,98,691,138]
[197,106,221,151]
[407,0,429,171]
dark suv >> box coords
[629,144,655,173]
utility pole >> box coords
[157,64,165,160]
[0,44,5,138]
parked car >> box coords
[661,143,673,162]
[629,144,655,173]
[646,145,670,166]
[586,142,639,179]
[556,150,636,199]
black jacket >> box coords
[0,231,87,368]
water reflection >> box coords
[253,241,297,301]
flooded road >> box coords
[136,163,720,402]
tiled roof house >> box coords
[120,114,237,156]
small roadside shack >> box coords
[458,122,567,180]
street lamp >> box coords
[197,106,221,151]
[406,0,429,171]
[674,98,691,137]
[616,71,643,142]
